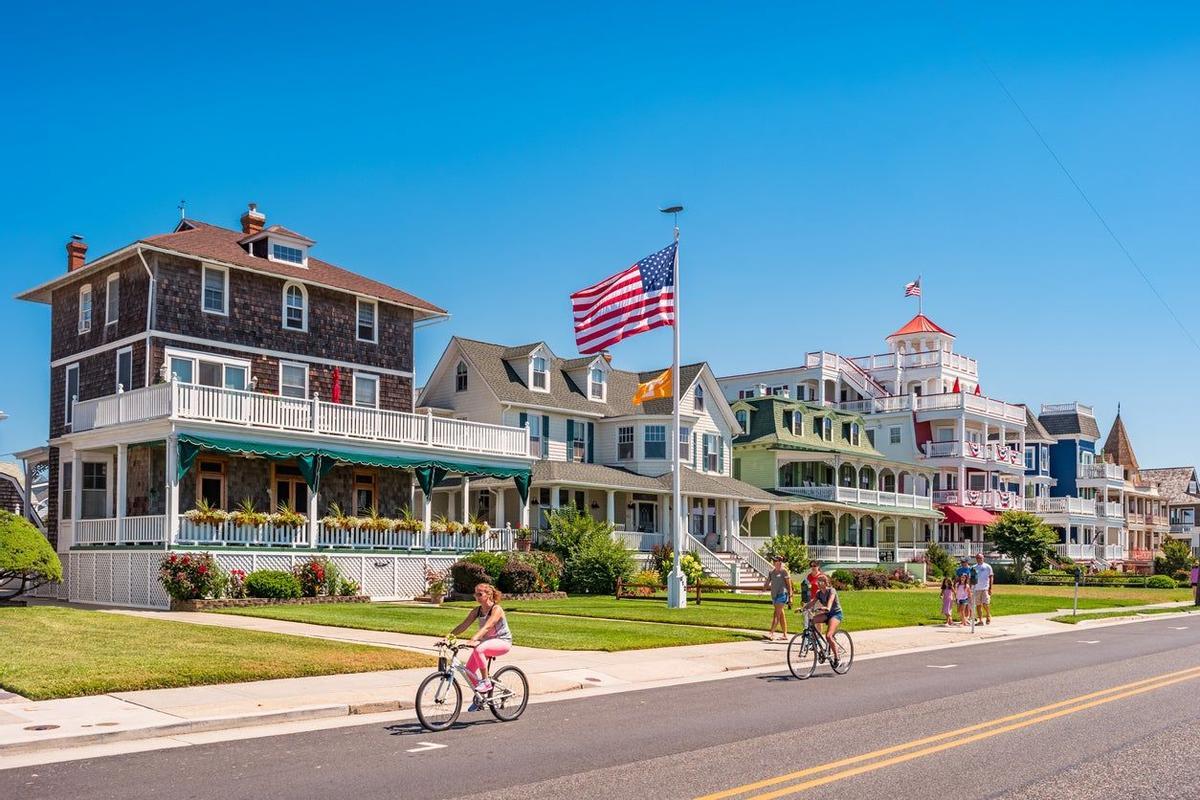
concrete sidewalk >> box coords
[3,601,1193,758]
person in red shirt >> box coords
[803,561,824,606]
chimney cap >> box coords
[69,234,85,242]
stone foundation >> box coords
[170,595,370,611]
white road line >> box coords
[406,741,448,753]
[926,664,957,669]
[1078,640,1101,644]
[1171,626,1189,630]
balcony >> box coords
[1040,402,1094,417]
[71,381,530,459]
[914,393,1026,424]
[775,484,933,510]
[849,350,979,376]
[1078,463,1124,482]
[933,489,1024,511]
[1034,497,1096,517]
[837,395,913,414]
[921,441,1025,468]
[1098,501,1123,519]
[1127,548,1153,563]
[1170,523,1195,536]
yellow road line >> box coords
[696,665,1200,800]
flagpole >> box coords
[918,274,923,315]
[662,205,686,609]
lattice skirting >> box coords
[58,550,459,609]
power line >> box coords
[950,14,1200,355]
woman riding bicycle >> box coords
[448,583,512,699]
[806,575,843,654]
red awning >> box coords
[940,505,997,526]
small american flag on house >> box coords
[904,278,921,297]
[571,242,677,354]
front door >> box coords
[636,502,657,533]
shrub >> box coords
[652,548,703,586]
[0,510,62,600]
[337,578,361,596]
[510,551,563,592]
[245,569,302,599]
[1156,538,1198,575]
[498,560,540,594]
[157,552,224,601]
[1146,574,1176,589]
[292,556,338,597]
[450,561,492,594]
[461,551,508,580]
[626,569,661,597]
[1179,578,1193,589]
[830,569,854,587]
[564,535,634,594]
[924,542,956,580]
[543,505,615,561]
[757,534,808,573]
[228,569,248,599]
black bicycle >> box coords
[787,610,854,679]
[415,638,529,731]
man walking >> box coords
[973,553,994,625]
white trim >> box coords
[64,363,80,426]
[115,346,134,393]
[201,264,229,316]
[356,298,378,344]
[279,360,309,399]
[49,331,146,368]
[105,273,120,326]
[281,281,308,332]
[268,237,309,268]
[78,284,93,333]
[530,353,550,393]
[164,346,251,389]
[147,332,413,378]
[352,371,380,409]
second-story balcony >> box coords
[921,441,1025,468]
[1098,501,1123,519]
[838,392,1024,424]
[849,350,979,377]
[775,483,933,510]
[932,489,1024,512]
[71,380,531,459]
[1077,462,1124,482]
[1033,497,1096,517]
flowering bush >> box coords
[158,552,224,601]
[228,569,248,599]
[424,564,449,596]
[292,556,340,597]
[651,545,704,586]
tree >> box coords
[0,510,62,601]
[1155,537,1197,576]
[985,510,1057,584]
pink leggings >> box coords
[466,639,511,682]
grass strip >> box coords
[1050,607,1199,624]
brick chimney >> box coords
[240,202,266,235]
[66,235,88,272]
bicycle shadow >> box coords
[384,716,507,736]
[756,673,836,683]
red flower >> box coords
[181,555,192,564]
[197,564,208,574]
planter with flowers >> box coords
[514,526,532,552]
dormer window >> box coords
[455,361,468,392]
[271,243,305,265]
[850,423,861,446]
[531,356,548,391]
[589,366,605,400]
[694,385,705,411]
[822,418,833,442]
[735,409,749,431]
[282,283,307,331]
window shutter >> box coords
[587,422,595,463]
[702,435,710,471]
[566,420,575,462]
[542,415,550,458]
[519,411,528,429]
[692,432,698,470]
[718,440,725,474]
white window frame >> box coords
[105,273,119,326]
[889,426,902,445]
[530,355,549,392]
[679,426,691,461]
[735,409,749,432]
[202,264,229,316]
[822,417,833,442]
[1025,447,1035,470]
[356,298,378,344]
[115,346,133,393]
[279,361,309,400]
[1040,448,1049,472]
[589,366,606,401]
[281,282,308,332]
[703,433,719,471]
[849,423,860,447]
[78,285,92,333]
[163,347,251,390]
[64,363,80,426]
[644,424,667,460]
[455,361,468,392]
[353,372,380,409]
[617,426,634,461]
[269,241,307,266]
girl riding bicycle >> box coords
[805,575,843,653]
[449,583,512,700]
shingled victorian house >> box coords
[17,206,533,606]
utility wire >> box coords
[950,13,1200,354]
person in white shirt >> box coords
[973,553,994,625]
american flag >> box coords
[572,243,676,354]
[904,278,921,297]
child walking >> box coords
[954,574,971,626]
[940,577,955,626]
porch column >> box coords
[768,504,778,537]
[461,477,470,522]
[164,434,179,544]
[660,493,671,538]
[817,380,826,406]
[307,485,319,548]
[520,490,530,529]
[423,488,433,542]
[606,490,615,525]
[71,450,83,530]
[115,443,128,545]
[496,488,506,527]
[550,486,561,511]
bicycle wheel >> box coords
[489,666,529,722]
[830,630,854,675]
[415,672,462,731]
[787,632,817,680]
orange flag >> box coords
[633,369,672,405]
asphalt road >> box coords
[5,617,1200,800]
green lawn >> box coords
[217,603,757,651]
[0,606,433,700]
[1050,607,1200,624]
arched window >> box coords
[455,361,468,392]
[282,283,307,331]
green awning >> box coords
[176,434,532,498]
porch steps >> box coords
[711,551,766,587]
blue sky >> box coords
[1,2,1198,466]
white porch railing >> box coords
[807,545,881,563]
[1102,544,1125,561]
[878,545,927,563]
[74,518,119,545]
[1054,543,1096,560]
[933,489,1023,511]
[1078,462,1124,481]
[613,530,665,551]
[837,395,913,414]
[727,535,774,579]
[684,534,739,586]
[1035,497,1097,517]
[775,485,932,510]
[914,393,1025,423]
[1169,523,1194,535]
[848,350,978,376]
[71,380,531,459]
[941,541,992,557]
[177,518,307,547]
[1099,502,1123,518]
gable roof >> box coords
[887,313,953,339]
[733,396,912,465]
[444,337,709,418]
[1038,408,1101,439]
[18,219,446,317]
[1022,406,1055,443]
[1138,467,1200,505]
[1102,413,1140,475]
